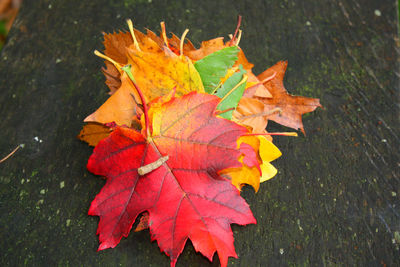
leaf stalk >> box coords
[122,64,150,137]
[219,74,248,103]
[229,15,242,46]
[126,19,141,51]
[243,132,298,137]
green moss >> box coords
[124,0,150,7]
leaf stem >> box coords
[126,19,141,51]
[219,74,248,103]
[179,29,189,58]
[122,64,150,137]
[258,72,277,84]
[215,107,235,115]
[229,15,242,46]
[246,71,277,90]
[210,66,239,95]
[235,29,242,46]
[94,50,123,70]
[243,132,298,137]
[236,107,282,120]
[160,21,169,48]
[0,144,24,164]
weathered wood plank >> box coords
[0,0,398,266]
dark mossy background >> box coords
[0,0,399,266]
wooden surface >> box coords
[0,0,399,266]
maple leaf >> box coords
[85,32,204,129]
[133,135,281,232]
[256,61,322,134]
[96,22,205,103]
[87,92,256,267]
[125,43,204,103]
[234,61,321,134]
[100,27,175,94]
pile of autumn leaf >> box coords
[78,19,321,267]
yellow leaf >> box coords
[258,136,281,182]
[126,46,204,103]
[222,165,261,192]
[86,42,205,128]
[88,25,205,128]
[260,162,277,183]
[220,135,281,191]
[258,135,282,162]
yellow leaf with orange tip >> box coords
[101,29,158,94]
[102,23,205,104]
[125,45,204,104]
[221,135,281,191]
[100,26,200,96]
[102,28,167,66]
[86,39,204,127]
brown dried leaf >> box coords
[257,61,322,134]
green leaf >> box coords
[216,65,247,120]
[194,46,239,94]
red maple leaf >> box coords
[87,93,256,267]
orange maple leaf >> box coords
[84,72,141,127]
[235,61,321,134]
[257,61,322,134]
